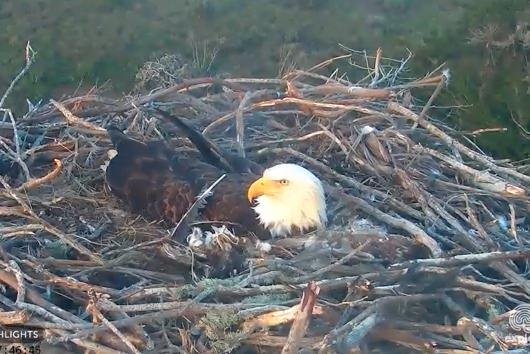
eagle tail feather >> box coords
[151,108,235,173]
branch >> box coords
[0,41,36,109]
[281,281,320,354]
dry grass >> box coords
[0,47,529,354]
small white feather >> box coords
[255,241,272,253]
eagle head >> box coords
[247,163,327,237]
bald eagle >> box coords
[104,109,327,239]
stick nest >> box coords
[1,48,529,354]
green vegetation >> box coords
[199,309,245,353]
[0,0,528,158]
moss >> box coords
[197,277,241,289]
[199,309,245,353]
[240,293,293,305]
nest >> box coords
[0,48,529,354]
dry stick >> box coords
[21,139,76,160]
[254,97,384,116]
[464,127,508,136]
[0,41,36,108]
[284,54,352,80]
[318,123,385,177]
[99,300,242,313]
[52,308,202,343]
[245,334,322,349]
[16,158,62,192]
[0,206,28,218]
[386,73,447,90]
[302,83,391,99]
[508,203,520,245]
[288,70,345,87]
[19,258,120,296]
[394,169,444,225]
[319,294,440,353]
[4,110,21,156]
[52,271,404,343]
[246,130,327,150]
[242,304,324,332]
[281,281,320,354]
[235,92,253,157]
[390,249,530,270]
[7,260,26,303]
[493,262,530,296]
[388,102,530,185]
[88,294,141,354]
[369,48,382,88]
[202,89,286,135]
[320,313,378,354]
[411,71,447,130]
[0,111,31,181]
[100,299,152,351]
[0,270,86,325]
[50,99,108,136]
[59,287,219,343]
[204,95,385,135]
[30,78,245,123]
[294,241,372,283]
[0,292,69,325]
[371,327,436,352]
[334,189,442,257]
[0,311,27,325]
[415,145,525,197]
[49,329,128,354]
[0,176,103,264]
[395,169,482,252]
[238,305,295,320]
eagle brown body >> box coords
[105,126,267,238]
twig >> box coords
[0,109,31,181]
[235,92,253,157]
[0,176,103,263]
[319,294,440,352]
[411,70,448,129]
[16,158,62,191]
[6,261,26,303]
[0,293,69,325]
[0,41,36,109]
[87,290,142,354]
[414,145,525,196]
[369,48,382,88]
[242,303,324,332]
[390,249,530,270]
[49,329,129,354]
[388,101,530,185]
[293,241,372,283]
[0,310,28,325]
[281,281,320,354]
[50,99,107,136]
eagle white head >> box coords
[247,163,327,237]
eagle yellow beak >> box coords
[247,177,279,203]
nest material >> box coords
[0,48,529,354]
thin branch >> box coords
[0,41,36,109]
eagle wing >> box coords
[105,126,265,237]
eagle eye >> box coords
[279,179,289,185]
